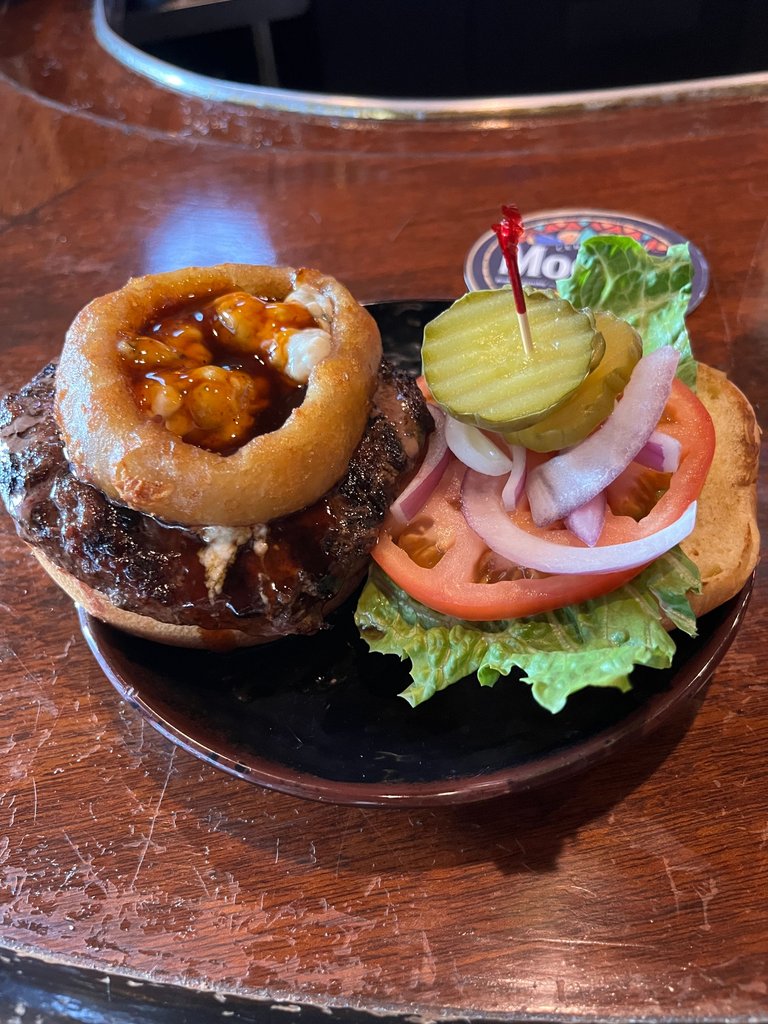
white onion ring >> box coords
[389,406,450,525]
[55,265,381,527]
[444,417,513,476]
[526,346,679,527]
[462,471,697,575]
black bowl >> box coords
[79,577,752,806]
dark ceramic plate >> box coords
[78,301,754,806]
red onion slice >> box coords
[526,346,680,527]
[445,416,513,477]
[462,471,697,575]
[565,491,606,547]
[635,429,681,473]
[389,406,450,525]
[501,444,527,509]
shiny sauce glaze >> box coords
[117,291,320,455]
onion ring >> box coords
[55,264,381,526]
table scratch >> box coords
[535,937,651,950]
[130,749,175,890]
[662,857,682,915]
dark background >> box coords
[119,0,768,97]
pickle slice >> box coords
[504,311,643,452]
[422,288,605,432]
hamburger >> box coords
[355,234,760,712]
[0,264,431,648]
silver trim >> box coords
[94,1,768,121]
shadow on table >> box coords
[446,689,707,876]
[193,681,709,878]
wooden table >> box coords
[1,2,767,1020]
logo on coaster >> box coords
[464,209,709,312]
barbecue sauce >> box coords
[119,292,317,455]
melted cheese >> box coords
[197,526,253,602]
[285,285,333,327]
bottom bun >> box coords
[34,547,367,650]
[34,548,283,650]
[682,363,761,617]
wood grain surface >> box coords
[1,2,767,1020]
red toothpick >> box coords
[492,203,534,356]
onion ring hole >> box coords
[117,291,329,454]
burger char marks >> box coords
[0,361,431,640]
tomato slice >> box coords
[372,378,715,621]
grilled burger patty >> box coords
[0,361,431,638]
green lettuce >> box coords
[557,236,697,389]
[355,550,700,713]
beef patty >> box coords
[0,362,431,639]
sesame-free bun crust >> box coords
[32,547,366,650]
[682,363,761,616]
[55,265,381,528]
[32,549,266,649]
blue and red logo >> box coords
[465,209,709,311]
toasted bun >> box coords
[32,547,366,650]
[682,363,761,616]
[31,549,265,649]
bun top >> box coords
[681,363,761,616]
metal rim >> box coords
[94,1,768,122]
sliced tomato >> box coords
[372,378,715,621]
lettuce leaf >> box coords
[557,236,697,389]
[355,549,700,713]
